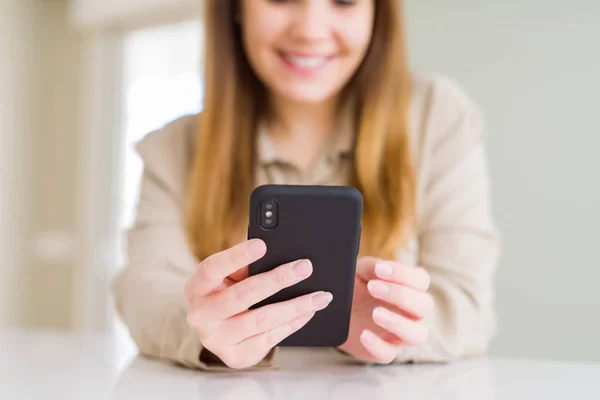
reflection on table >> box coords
[2,329,600,400]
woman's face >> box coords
[240,0,375,105]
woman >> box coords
[114,0,499,371]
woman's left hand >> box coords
[337,257,434,364]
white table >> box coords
[2,329,600,400]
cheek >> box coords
[241,8,286,67]
[242,20,268,60]
[340,22,373,62]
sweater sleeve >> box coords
[337,75,500,364]
[112,117,277,370]
[396,98,500,363]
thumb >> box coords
[355,256,381,282]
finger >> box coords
[217,291,333,345]
[233,312,316,364]
[367,280,434,319]
[206,259,314,319]
[186,239,266,298]
[373,262,430,291]
[372,307,429,345]
[355,257,381,281]
[359,329,397,364]
[228,266,249,283]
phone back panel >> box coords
[248,185,362,347]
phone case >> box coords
[248,184,363,347]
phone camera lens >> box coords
[260,200,278,230]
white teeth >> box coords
[282,54,327,68]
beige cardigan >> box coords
[113,72,501,370]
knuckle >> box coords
[264,330,277,347]
[200,336,217,350]
[235,282,255,304]
[264,327,285,349]
[225,360,245,370]
[254,309,271,330]
[222,351,258,370]
[221,353,244,370]
[273,267,289,286]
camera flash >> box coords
[265,211,273,218]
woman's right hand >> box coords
[185,239,333,369]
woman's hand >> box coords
[337,257,434,364]
[185,239,333,369]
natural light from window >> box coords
[114,19,204,366]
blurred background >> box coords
[1,0,599,365]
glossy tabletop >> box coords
[1,329,600,399]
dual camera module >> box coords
[259,199,279,230]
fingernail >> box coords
[310,292,333,310]
[373,307,394,329]
[246,240,266,257]
[290,259,313,280]
[368,280,390,298]
[360,330,375,345]
[375,262,394,278]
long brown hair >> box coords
[187,0,415,261]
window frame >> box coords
[75,14,203,334]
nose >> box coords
[290,1,330,41]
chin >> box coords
[275,86,339,106]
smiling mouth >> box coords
[278,51,334,72]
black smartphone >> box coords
[248,184,363,347]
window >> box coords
[120,19,204,236]
[112,19,204,366]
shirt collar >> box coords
[257,99,355,166]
